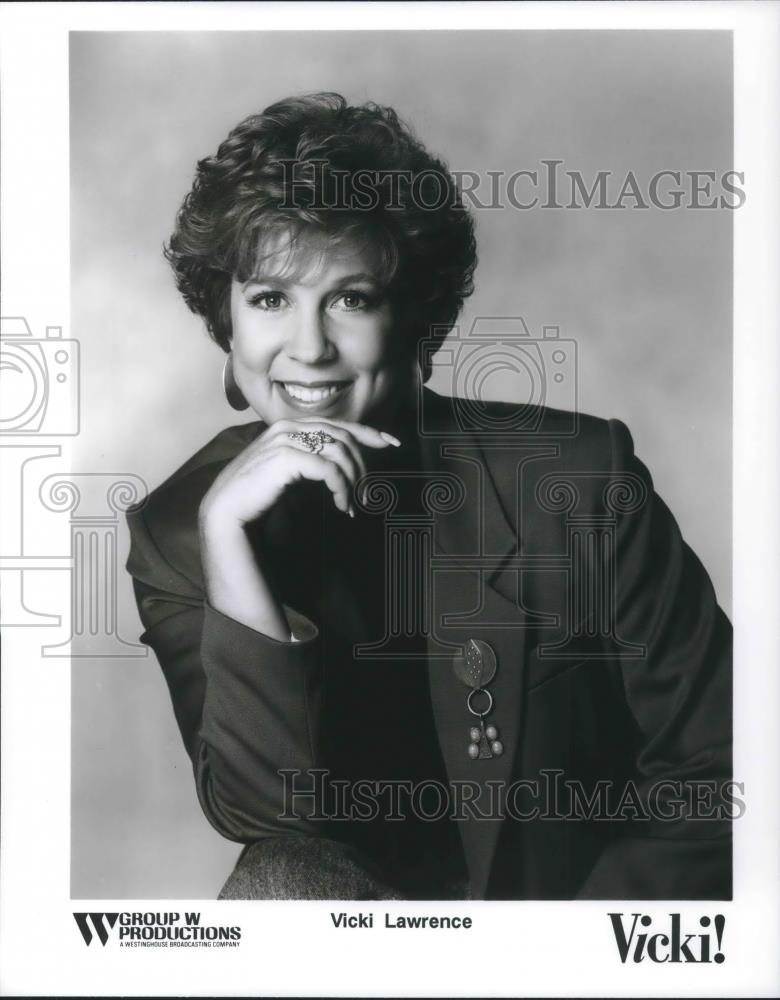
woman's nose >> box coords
[285,310,336,364]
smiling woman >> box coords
[228,231,404,426]
[125,92,731,901]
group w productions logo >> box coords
[73,912,117,947]
[73,910,242,948]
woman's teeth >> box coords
[283,383,343,403]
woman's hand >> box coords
[197,418,400,641]
[200,417,400,527]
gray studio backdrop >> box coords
[70,31,732,898]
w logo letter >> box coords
[73,912,119,946]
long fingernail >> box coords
[380,432,401,447]
[348,505,355,519]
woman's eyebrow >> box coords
[241,274,294,289]
[329,272,380,286]
[242,271,380,290]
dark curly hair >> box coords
[164,92,476,378]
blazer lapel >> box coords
[418,392,532,898]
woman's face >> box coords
[229,230,411,427]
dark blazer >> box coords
[125,389,732,900]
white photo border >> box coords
[1,2,778,997]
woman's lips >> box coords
[275,380,353,411]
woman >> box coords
[126,93,732,900]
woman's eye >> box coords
[248,292,286,311]
[333,291,371,311]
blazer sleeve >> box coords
[575,418,732,899]
[125,503,323,843]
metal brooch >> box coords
[454,638,504,760]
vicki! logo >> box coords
[609,913,726,964]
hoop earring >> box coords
[223,353,249,411]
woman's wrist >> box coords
[198,497,290,641]
[198,493,249,541]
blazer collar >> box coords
[417,389,519,566]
